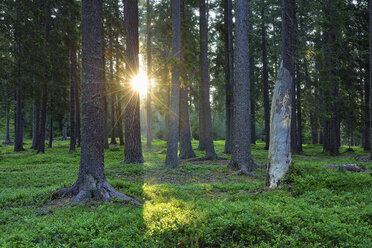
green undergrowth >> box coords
[0,140,371,247]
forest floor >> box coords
[0,140,371,247]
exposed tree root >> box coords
[235,169,255,177]
[59,181,139,206]
[123,158,145,164]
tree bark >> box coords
[14,0,24,152]
[59,0,138,205]
[32,86,40,149]
[224,0,234,153]
[230,0,257,174]
[261,1,270,151]
[297,66,302,151]
[266,0,295,188]
[199,0,217,159]
[4,103,11,144]
[48,102,53,148]
[37,3,51,154]
[123,0,144,163]
[69,48,77,152]
[369,0,372,159]
[249,2,255,145]
[266,64,292,188]
[179,0,196,159]
[109,37,117,145]
[75,69,81,147]
[166,0,181,168]
[146,0,152,148]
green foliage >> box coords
[0,141,371,247]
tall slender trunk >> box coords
[166,0,181,168]
[14,0,24,152]
[37,3,51,154]
[249,1,255,145]
[364,70,370,150]
[146,0,152,148]
[69,48,76,152]
[199,0,217,159]
[115,42,124,146]
[369,0,372,158]
[261,1,270,150]
[310,111,318,144]
[4,104,11,144]
[123,0,144,163]
[224,0,234,153]
[75,69,81,147]
[179,0,196,159]
[230,0,256,174]
[32,87,40,149]
[48,100,53,148]
[109,37,117,145]
[297,66,302,151]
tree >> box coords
[166,0,181,168]
[14,0,24,152]
[266,0,294,188]
[224,0,234,154]
[199,0,217,160]
[37,2,51,154]
[69,35,77,152]
[229,0,257,174]
[370,0,372,159]
[179,0,196,160]
[59,0,138,204]
[123,0,144,163]
[261,0,270,151]
[146,0,152,148]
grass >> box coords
[0,139,371,247]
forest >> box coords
[0,0,371,247]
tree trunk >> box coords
[14,0,24,152]
[32,89,40,149]
[230,0,257,174]
[199,0,217,159]
[363,78,370,150]
[310,111,318,144]
[62,119,67,141]
[166,0,181,168]
[261,1,270,151]
[4,104,11,144]
[369,0,372,159]
[146,0,152,148]
[266,0,295,188]
[37,3,51,154]
[69,48,76,152]
[48,103,53,148]
[179,0,196,159]
[224,0,234,153]
[249,2,255,145]
[266,64,292,188]
[59,0,138,205]
[75,72,81,147]
[109,38,117,145]
[123,0,144,163]
[297,67,302,151]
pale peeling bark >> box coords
[266,63,292,188]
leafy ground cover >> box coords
[0,140,371,247]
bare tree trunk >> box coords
[230,0,257,174]
[369,0,372,158]
[109,37,117,145]
[123,0,144,163]
[32,87,40,149]
[297,67,302,152]
[37,3,51,154]
[4,104,11,144]
[224,0,234,153]
[249,2,255,145]
[199,0,217,159]
[179,0,196,159]
[166,0,181,168]
[363,78,370,150]
[59,0,138,205]
[146,0,152,148]
[261,1,270,151]
[14,0,24,152]
[48,102,53,148]
[266,0,295,188]
[75,72,81,147]
[69,48,77,152]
